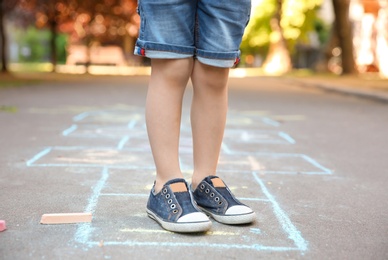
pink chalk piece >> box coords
[0,220,6,232]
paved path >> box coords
[0,75,387,259]
[287,74,388,102]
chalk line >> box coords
[86,241,300,252]
[117,136,130,150]
[62,124,78,136]
[74,167,109,244]
[127,121,136,129]
[262,117,280,127]
[221,142,232,154]
[73,112,90,122]
[119,228,239,236]
[252,172,308,251]
[26,147,52,166]
[278,132,296,144]
[301,154,333,174]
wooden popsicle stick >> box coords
[40,213,92,224]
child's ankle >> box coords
[153,181,164,194]
[191,175,212,190]
[154,175,184,193]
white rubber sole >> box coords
[146,209,212,233]
[200,207,257,225]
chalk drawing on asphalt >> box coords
[25,107,333,253]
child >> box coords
[134,0,255,233]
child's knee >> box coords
[193,62,229,90]
[152,58,193,83]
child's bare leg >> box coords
[146,58,194,193]
[190,61,229,189]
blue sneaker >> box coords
[146,178,211,233]
[192,176,256,224]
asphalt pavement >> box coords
[0,74,387,259]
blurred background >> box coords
[0,0,387,78]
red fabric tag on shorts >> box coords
[140,48,145,56]
[234,57,240,66]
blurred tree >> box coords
[18,27,48,62]
[241,0,322,73]
[58,0,138,68]
[0,0,20,73]
[18,0,138,68]
[20,0,71,71]
[241,1,275,62]
[72,0,138,63]
[332,0,356,74]
[262,0,292,74]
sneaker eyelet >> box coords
[173,209,178,214]
[210,193,215,197]
[200,184,205,189]
[215,197,220,202]
[218,201,223,205]
[162,188,168,194]
[168,199,173,204]
[171,204,176,209]
[205,189,210,193]
[165,194,170,199]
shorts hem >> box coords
[134,40,240,68]
[196,57,236,68]
[135,40,195,57]
[196,49,240,60]
[196,49,240,68]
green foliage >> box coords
[56,33,68,64]
[241,0,327,56]
[281,0,322,45]
[16,26,68,63]
[314,17,330,45]
[17,26,50,62]
[241,0,276,56]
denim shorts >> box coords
[134,0,251,68]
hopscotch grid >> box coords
[87,241,301,252]
[24,108,327,253]
[62,122,143,139]
[252,172,308,251]
[226,140,291,145]
[73,110,143,124]
[224,130,296,145]
[26,163,328,175]
[62,134,127,139]
[26,147,332,175]
[77,111,127,122]
[78,166,302,252]
[28,163,155,170]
